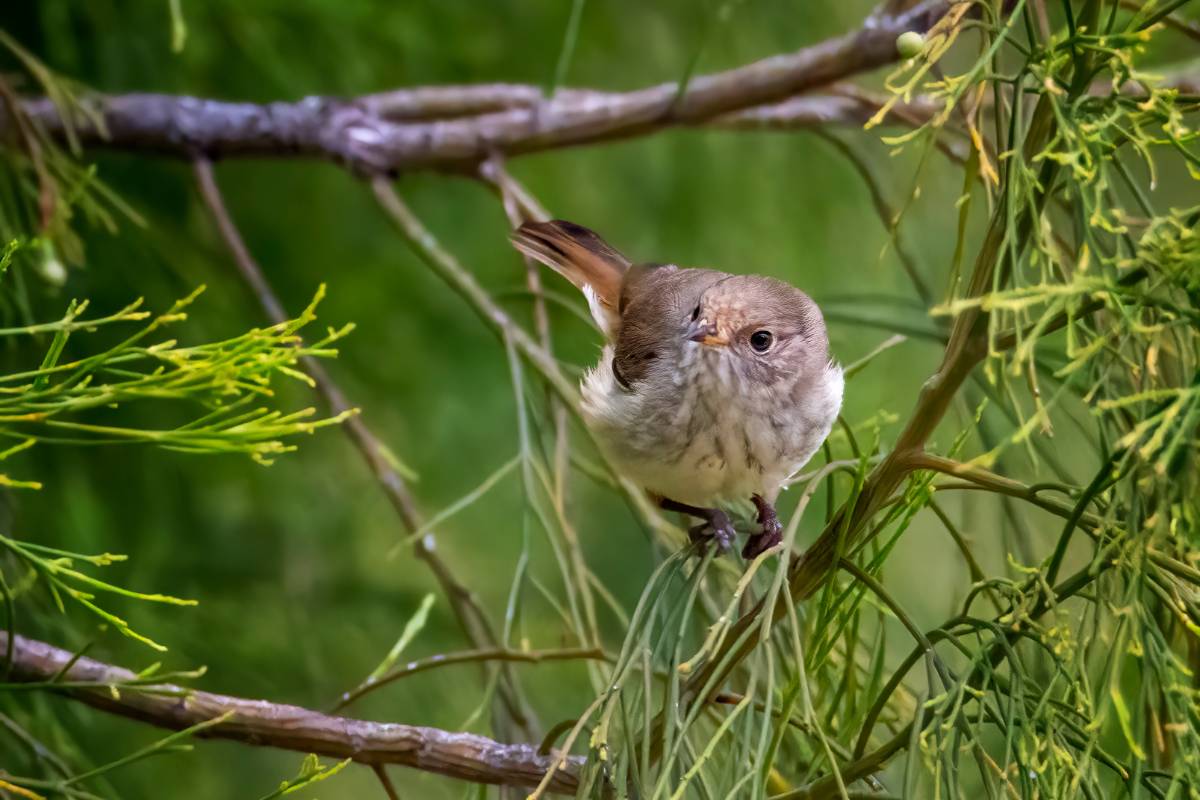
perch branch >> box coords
[9,0,952,173]
[909,452,1103,529]
[0,632,581,794]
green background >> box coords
[2,1,1166,797]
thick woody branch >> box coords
[0,632,581,794]
[710,86,941,132]
[11,0,950,173]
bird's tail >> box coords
[510,220,629,339]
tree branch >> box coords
[909,452,1102,529]
[0,632,582,794]
[334,646,610,713]
[373,764,401,800]
[10,0,951,173]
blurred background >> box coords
[4,1,1176,797]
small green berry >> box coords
[896,31,925,59]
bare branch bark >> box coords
[0,632,582,794]
[710,86,940,132]
[10,0,951,173]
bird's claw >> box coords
[741,516,782,559]
[742,496,784,559]
[688,509,736,555]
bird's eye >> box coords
[750,330,773,353]
[691,305,700,321]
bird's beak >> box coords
[685,318,728,347]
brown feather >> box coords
[510,220,630,337]
[615,265,728,385]
[511,219,843,518]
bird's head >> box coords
[682,275,830,387]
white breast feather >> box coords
[581,347,844,508]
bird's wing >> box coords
[614,264,728,387]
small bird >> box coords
[511,220,843,559]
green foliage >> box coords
[0,26,356,796]
[1,1,1199,799]
[0,534,194,650]
[0,30,142,278]
[256,755,351,800]
[358,591,435,686]
[519,3,1200,799]
[0,276,354,470]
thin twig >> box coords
[479,158,571,508]
[909,451,1103,529]
[372,765,400,800]
[1118,0,1200,42]
[334,646,610,712]
[0,712,73,779]
[926,498,1003,611]
[192,157,535,740]
[838,558,952,686]
[812,130,933,306]
[368,177,675,542]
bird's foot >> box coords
[686,510,737,555]
[660,497,736,556]
[742,494,783,560]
